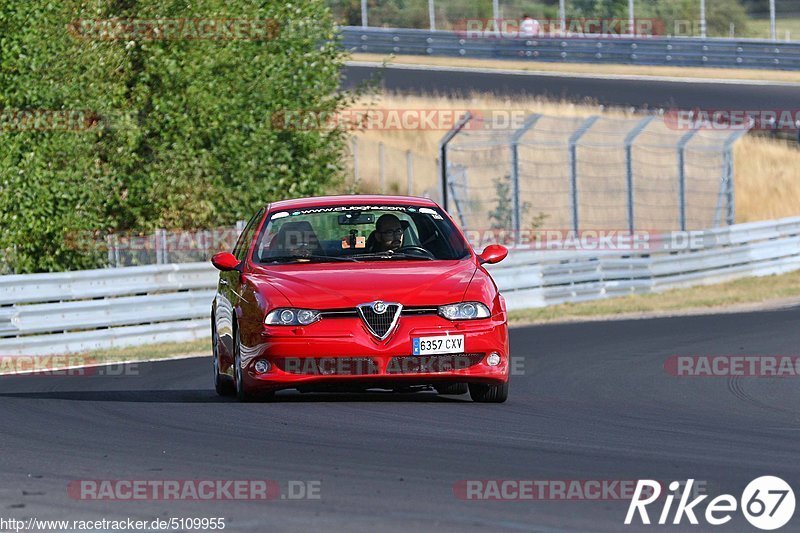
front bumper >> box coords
[240,314,509,391]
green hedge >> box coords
[0,0,352,273]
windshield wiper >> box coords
[350,252,434,261]
[262,255,357,263]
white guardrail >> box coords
[2,217,800,355]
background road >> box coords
[341,63,800,110]
[2,308,799,532]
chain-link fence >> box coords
[98,223,245,268]
[442,112,751,233]
[330,0,800,40]
[345,137,439,198]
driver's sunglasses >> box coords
[380,228,404,238]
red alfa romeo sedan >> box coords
[210,195,510,402]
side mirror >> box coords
[211,252,242,272]
[478,244,508,265]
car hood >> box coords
[250,260,477,308]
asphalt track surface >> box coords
[2,308,800,532]
[341,63,800,110]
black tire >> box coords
[212,317,235,397]
[434,383,469,395]
[469,381,509,403]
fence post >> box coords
[677,127,700,231]
[155,229,162,264]
[361,0,368,28]
[438,111,472,213]
[623,116,655,234]
[716,123,752,226]
[107,235,114,267]
[378,142,385,193]
[160,229,169,265]
[406,150,414,195]
[568,116,600,233]
[510,114,542,242]
[352,137,360,188]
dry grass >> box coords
[735,136,800,222]
[345,92,800,224]
[748,18,800,42]
[351,53,800,84]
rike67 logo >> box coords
[626,477,795,530]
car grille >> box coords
[386,353,485,374]
[358,304,401,339]
[274,357,379,375]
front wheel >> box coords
[469,381,508,403]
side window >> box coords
[233,208,265,261]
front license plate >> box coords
[412,335,464,355]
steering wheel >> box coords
[398,245,435,259]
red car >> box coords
[210,195,510,402]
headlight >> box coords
[265,308,321,326]
[438,302,490,320]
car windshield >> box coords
[253,205,471,263]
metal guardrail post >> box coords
[438,111,472,213]
[623,116,655,234]
[510,114,542,243]
[568,116,600,233]
[677,126,701,231]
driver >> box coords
[370,214,404,252]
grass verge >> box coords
[509,269,800,325]
[79,338,210,363]
[351,53,800,84]
[0,339,209,376]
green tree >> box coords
[1,0,353,273]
